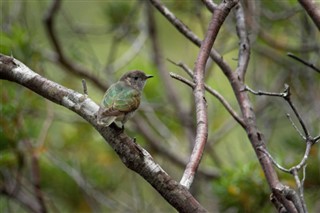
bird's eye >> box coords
[134,77,138,80]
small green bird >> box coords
[97,70,153,128]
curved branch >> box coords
[180,0,239,189]
[0,54,207,213]
[43,0,107,91]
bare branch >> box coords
[179,0,239,189]
[291,169,307,213]
[287,52,320,74]
[230,13,292,210]
[43,0,107,91]
[169,70,245,128]
[82,79,88,96]
[245,84,310,139]
[298,0,320,30]
[257,147,290,173]
[149,0,234,78]
[170,72,195,88]
[167,58,194,78]
[201,0,218,12]
[235,2,250,79]
[286,113,305,140]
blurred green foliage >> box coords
[1,0,319,212]
[213,163,270,212]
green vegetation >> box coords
[1,0,319,212]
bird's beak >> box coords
[146,75,153,79]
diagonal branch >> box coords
[287,52,320,74]
[297,0,320,30]
[169,71,245,128]
[0,54,207,213]
[149,0,234,78]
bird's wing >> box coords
[100,82,140,116]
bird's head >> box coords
[120,70,153,91]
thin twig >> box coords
[290,141,313,172]
[170,71,245,128]
[286,113,305,140]
[248,83,317,213]
[170,72,195,88]
[201,0,217,12]
[291,169,307,213]
[149,0,234,78]
[245,84,310,139]
[167,58,193,78]
[82,79,88,95]
[257,147,290,173]
[287,52,320,74]
[245,84,288,98]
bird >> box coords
[97,70,153,128]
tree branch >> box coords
[169,71,245,128]
[234,2,250,80]
[0,54,208,213]
[297,0,320,30]
[149,0,234,79]
[43,0,107,91]
[179,0,239,189]
[287,52,320,74]
[223,2,299,212]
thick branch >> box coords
[226,2,298,212]
[297,0,320,30]
[0,54,207,213]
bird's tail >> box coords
[97,108,116,126]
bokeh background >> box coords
[1,0,319,212]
